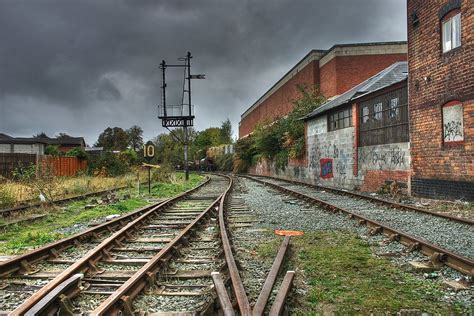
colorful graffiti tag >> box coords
[320,158,333,179]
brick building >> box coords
[239,42,407,138]
[407,0,473,199]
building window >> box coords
[442,12,461,53]
[373,102,383,120]
[328,107,352,131]
[442,101,463,143]
[359,87,409,146]
[389,98,399,118]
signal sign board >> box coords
[143,141,155,161]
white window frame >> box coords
[389,98,399,118]
[374,102,383,121]
[442,12,461,53]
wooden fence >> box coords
[0,153,87,178]
[0,153,38,178]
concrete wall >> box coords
[12,144,44,155]
[249,113,411,193]
[307,116,357,188]
[0,144,11,153]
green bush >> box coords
[88,152,130,176]
[216,154,233,172]
[66,147,87,159]
[45,145,62,156]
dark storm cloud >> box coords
[0,0,407,144]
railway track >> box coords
[243,175,474,277]
[0,175,222,314]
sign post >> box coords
[143,141,155,194]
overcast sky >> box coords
[0,0,407,145]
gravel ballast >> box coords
[251,176,474,259]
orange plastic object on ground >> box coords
[274,230,304,236]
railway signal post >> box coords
[157,51,205,181]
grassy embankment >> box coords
[255,231,468,315]
[0,171,151,206]
[0,173,204,255]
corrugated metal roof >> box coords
[303,62,408,120]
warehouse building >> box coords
[239,41,408,138]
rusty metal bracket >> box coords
[407,242,421,252]
[19,260,39,275]
[119,295,135,316]
[369,226,382,235]
[58,294,77,316]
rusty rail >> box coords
[0,177,209,278]
[253,236,291,316]
[246,176,474,276]
[269,271,295,316]
[218,177,252,315]
[249,174,474,225]
[211,272,235,316]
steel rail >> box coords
[248,175,473,225]
[218,177,252,315]
[245,176,474,276]
[268,271,295,316]
[211,272,235,316]
[90,175,233,315]
[253,236,290,316]
[9,177,212,315]
[0,177,209,278]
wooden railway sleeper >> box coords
[49,248,60,258]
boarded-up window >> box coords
[359,86,409,146]
[443,101,463,143]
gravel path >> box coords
[250,176,474,259]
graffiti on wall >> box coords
[443,104,464,142]
[358,145,408,170]
[320,158,333,179]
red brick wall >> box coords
[360,170,409,192]
[333,54,408,95]
[319,54,407,98]
[408,0,474,184]
[239,60,318,138]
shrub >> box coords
[87,152,130,177]
[151,164,174,183]
[0,187,16,208]
[45,145,62,156]
[216,153,233,172]
[66,147,87,159]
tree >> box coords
[95,127,129,151]
[219,119,233,144]
[126,125,144,152]
[33,132,48,138]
